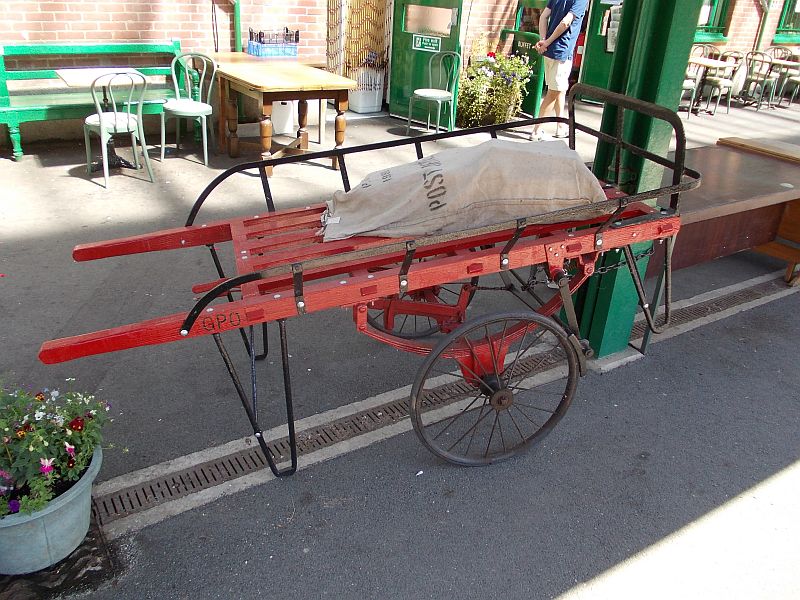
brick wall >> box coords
[711,0,795,53]
[0,0,327,64]
[461,0,518,63]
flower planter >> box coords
[0,446,102,575]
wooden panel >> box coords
[717,137,800,165]
[777,200,800,241]
[754,241,800,263]
[648,204,784,275]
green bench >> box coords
[0,40,184,160]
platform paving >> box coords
[1,97,799,598]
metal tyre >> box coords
[410,311,579,466]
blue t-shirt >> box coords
[544,0,589,62]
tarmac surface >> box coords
[1,97,799,598]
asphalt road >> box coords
[57,290,800,600]
[2,105,799,598]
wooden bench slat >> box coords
[5,90,174,109]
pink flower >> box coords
[64,441,76,457]
[39,457,55,474]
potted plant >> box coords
[456,51,534,128]
[0,382,109,575]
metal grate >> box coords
[93,277,792,526]
[630,277,789,339]
[92,349,559,526]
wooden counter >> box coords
[653,143,800,281]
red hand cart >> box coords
[39,85,700,476]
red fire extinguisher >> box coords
[574,31,586,69]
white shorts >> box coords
[543,56,571,92]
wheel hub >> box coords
[489,388,513,411]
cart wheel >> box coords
[410,311,578,466]
[367,277,479,339]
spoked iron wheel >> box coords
[367,277,479,339]
[410,311,578,466]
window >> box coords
[695,0,731,42]
[775,0,800,43]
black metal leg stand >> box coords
[90,139,137,172]
[212,323,298,478]
[624,236,674,354]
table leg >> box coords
[692,67,708,114]
[318,99,326,145]
[260,100,274,175]
[92,139,136,171]
[218,76,228,154]
[297,99,309,149]
[333,92,347,171]
[227,87,239,158]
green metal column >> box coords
[232,1,242,52]
[577,0,703,357]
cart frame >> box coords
[39,84,701,475]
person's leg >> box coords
[551,59,573,137]
[532,57,558,138]
[532,90,559,137]
[552,90,567,136]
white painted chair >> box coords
[83,71,154,189]
[160,52,217,166]
[406,51,461,135]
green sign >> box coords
[412,34,442,53]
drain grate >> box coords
[92,349,560,526]
[630,278,789,340]
[93,276,792,526]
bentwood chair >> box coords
[703,50,743,115]
[740,52,777,110]
[682,45,708,119]
[767,46,800,105]
[160,52,217,166]
[782,73,800,106]
[406,51,461,135]
[84,71,154,189]
[682,62,702,119]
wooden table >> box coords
[650,142,800,284]
[213,53,357,171]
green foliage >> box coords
[456,52,534,128]
[0,384,109,516]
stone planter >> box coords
[0,446,102,575]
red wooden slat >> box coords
[240,228,320,256]
[72,222,232,262]
[240,208,326,237]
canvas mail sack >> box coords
[321,138,609,241]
